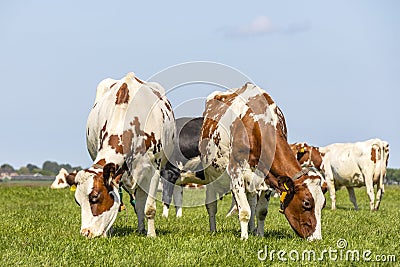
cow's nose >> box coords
[81,228,93,238]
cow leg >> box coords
[206,184,218,232]
[365,180,375,211]
[173,185,183,217]
[161,178,172,218]
[231,185,250,240]
[346,187,358,210]
[255,190,270,237]
[145,169,160,237]
[375,183,384,210]
[324,164,337,210]
[247,191,257,234]
[134,187,147,235]
[226,194,238,217]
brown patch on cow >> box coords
[89,172,115,216]
[108,134,124,154]
[128,117,158,154]
[115,83,130,104]
[165,100,172,112]
[371,147,377,163]
[99,121,108,150]
[151,89,163,101]
[95,159,107,167]
[134,77,144,84]
[57,179,65,185]
[275,106,287,140]
[110,82,117,88]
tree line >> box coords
[0,161,82,176]
[1,162,399,182]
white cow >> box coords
[73,72,175,238]
[50,168,77,190]
[50,168,70,189]
[291,139,389,210]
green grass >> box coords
[0,182,399,266]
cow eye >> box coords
[89,192,100,204]
[303,199,312,210]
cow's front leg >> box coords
[231,185,250,240]
[145,169,160,237]
[255,190,270,237]
[135,187,146,234]
[346,187,358,210]
[206,184,218,232]
[173,185,183,217]
[247,191,257,234]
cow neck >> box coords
[270,138,303,179]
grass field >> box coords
[0,182,399,266]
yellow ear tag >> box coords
[70,185,77,191]
[300,148,305,153]
[280,191,287,203]
[283,182,289,191]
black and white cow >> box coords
[160,117,205,218]
[73,72,175,238]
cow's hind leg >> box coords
[375,184,384,211]
[346,187,359,210]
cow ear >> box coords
[65,172,77,186]
[103,163,116,185]
[277,176,295,193]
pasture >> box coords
[0,182,399,266]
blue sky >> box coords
[0,1,399,169]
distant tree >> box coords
[59,163,73,173]
[42,161,60,174]
[0,164,15,173]
[26,164,39,172]
[17,167,30,175]
[387,168,400,182]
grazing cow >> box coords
[51,168,70,189]
[73,72,175,238]
[160,117,205,218]
[50,168,77,190]
[200,82,326,240]
[291,140,389,210]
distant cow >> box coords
[50,168,77,189]
[160,117,205,218]
[200,83,326,240]
[73,72,175,238]
[291,139,389,210]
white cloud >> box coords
[236,16,274,36]
[226,16,311,38]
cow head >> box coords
[278,172,326,241]
[50,168,69,189]
[290,143,324,170]
[74,163,121,238]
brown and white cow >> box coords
[291,139,389,211]
[73,72,175,238]
[50,168,77,190]
[200,83,326,240]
